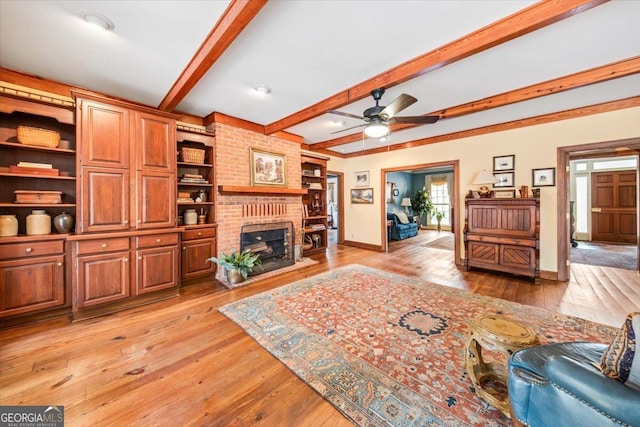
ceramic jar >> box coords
[183,209,197,225]
[0,215,18,237]
[53,212,74,233]
[26,210,51,235]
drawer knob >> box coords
[156,238,162,243]
[197,232,202,236]
[183,247,186,250]
[102,243,108,248]
[124,220,129,224]
[57,262,63,267]
[124,258,128,262]
[139,256,142,260]
[25,248,33,253]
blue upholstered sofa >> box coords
[387,212,418,240]
[508,342,640,427]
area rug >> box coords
[219,265,616,427]
[571,242,637,270]
[422,234,454,250]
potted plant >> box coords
[206,249,262,285]
[411,188,434,229]
[432,208,445,232]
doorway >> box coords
[557,138,640,280]
[381,160,461,265]
[568,155,637,270]
[327,170,344,246]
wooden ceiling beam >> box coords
[264,0,608,135]
[158,0,268,112]
[311,56,640,150]
[339,96,640,158]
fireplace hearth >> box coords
[240,221,295,276]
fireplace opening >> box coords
[240,221,295,276]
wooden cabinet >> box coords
[135,233,179,294]
[80,167,130,233]
[0,237,67,319]
[181,226,217,281]
[464,197,540,282]
[301,155,328,255]
[75,92,177,233]
[72,231,180,316]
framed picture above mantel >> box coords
[250,148,287,187]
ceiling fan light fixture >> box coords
[364,122,388,138]
[83,13,115,31]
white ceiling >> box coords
[1,1,639,155]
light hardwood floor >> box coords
[1,230,638,426]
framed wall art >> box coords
[532,167,555,187]
[493,154,515,171]
[250,148,287,187]
[493,172,514,188]
[351,188,374,204]
[354,170,370,187]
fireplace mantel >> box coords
[218,185,307,196]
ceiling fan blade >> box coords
[379,94,417,119]
[327,110,365,120]
[330,123,366,134]
[391,115,440,124]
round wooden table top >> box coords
[473,315,539,347]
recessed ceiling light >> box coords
[254,85,271,95]
[83,13,115,31]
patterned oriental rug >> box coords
[219,265,616,427]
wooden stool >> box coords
[465,315,539,417]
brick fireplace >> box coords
[213,121,303,280]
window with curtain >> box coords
[426,174,452,226]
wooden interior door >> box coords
[591,171,637,243]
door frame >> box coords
[381,160,461,265]
[327,170,345,245]
[557,137,640,280]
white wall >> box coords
[327,107,640,273]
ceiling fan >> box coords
[327,88,439,138]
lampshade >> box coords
[400,198,412,207]
[364,122,388,138]
[472,170,498,185]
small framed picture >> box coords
[532,167,555,187]
[494,189,515,199]
[354,171,370,187]
[351,188,373,204]
[493,155,515,171]
[493,172,514,188]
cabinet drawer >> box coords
[182,228,216,241]
[136,233,179,249]
[76,238,130,255]
[0,241,64,260]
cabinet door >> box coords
[468,241,499,265]
[181,238,216,280]
[135,112,176,173]
[500,245,535,270]
[75,251,130,308]
[0,255,65,317]
[80,167,130,233]
[135,171,175,229]
[136,245,178,295]
[79,100,130,169]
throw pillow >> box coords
[600,312,640,390]
[395,212,410,224]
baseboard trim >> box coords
[343,240,382,251]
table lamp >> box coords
[400,197,412,214]
[472,170,498,198]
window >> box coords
[430,182,450,226]
[575,176,588,233]
[593,158,637,170]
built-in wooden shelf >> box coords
[218,185,307,196]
